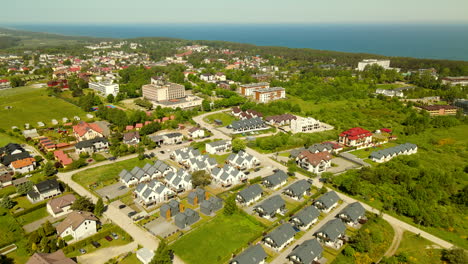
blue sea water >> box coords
[4,23,468,61]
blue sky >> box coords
[2,0,468,24]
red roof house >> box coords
[54,150,73,166]
[72,122,103,141]
[338,127,373,147]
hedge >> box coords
[12,202,46,217]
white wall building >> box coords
[357,59,391,71]
[88,81,119,96]
[290,117,321,133]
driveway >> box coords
[77,241,138,264]
[339,152,371,167]
[327,157,359,174]
[96,182,130,200]
[144,217,179,238]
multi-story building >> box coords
[290,117,321,133]
[338,127,373,147]
[0,79,11,89]
[142,78,185,102]
[238,82,269,96]
[253,87,286,103]
[418,105,458,116]
[441,76,468,86]
[357,59,391,71]
[88,81,119,96]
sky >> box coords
[2,0,468,24]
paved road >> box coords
[270,202,349,264]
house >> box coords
[57,211,99,240]
[123,131,140,145]
[184,154,217,173]
[47,194,76,218]
[1,143,26,155]
[10,157,36,174]
[160,199,183,219]
[53,150,73,167]
[0,79,11,89]
[291,117,321,134]
[283,179,312,200]
[229,117,268,134]
[174,208,200,229]
[230,244,267,264]
[120,161,174,187]
[136,248,155,264]
[227,151,260,170]
[290,205,321,230]
[73,121,104,141]
[165,169,192,192]
[236,184,263,205]
[287,239,323,264]
[162,132,184,145]
[254,195,286,219]
[263,170,288,190]
[265,114,297,126]
[200,196,223,215]
[27,179,62,203]
[205,139,232,154]
[134,180,175,207]
[418,105,459,116]
[369,143,418,163]
[0,151,31,167]
[0,174,13,188]
[314,219,347,248]
[338,127,373,148]
[338,202,366,226]
[25,250,76,264]
[200,73,214,82]
[187,188,208,206]
[211,164,246,187]
[314,191,340,213]
[75,137,109,155]
[263,223,296,251]
[296,151,332,174]
[188,127,205,138]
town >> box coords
[0,31,467,264]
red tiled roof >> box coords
[298,151,332,166]
[135,123,143,128]
[0,79,9,83]
[11,157,35,169]
[339,127,372,140]
[55,143,70,148]
[73,122,103,137]
[54,150,73,165]
[144,121,152,125]
[125,125,134,130]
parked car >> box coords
[118,186,126,190]
[127,211,137,217]
[105,236,113,242]
[118,204,126,209]
[108,157,117,161]
[91,241,101,248]
[111,232,119,239]
[79,248,86,254]
[159,151,165,154]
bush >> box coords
[248,176,262,185]
[12,203,46,217]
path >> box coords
[384,223,404,257]
[23,214,67,233]
[77,241,138,264]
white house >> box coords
[47,194,76,218]
[10,157,36,174]
[165,169,193,192]
[211,165,246,187]
[57,211,98,241]
[27,179,62,203]
[290,117,321,134]
[295,150,332,174]
[205,140,232,154]
[134,180,175,207]
[369,143,418,163]
[188,127,205,138]
[227,151,260,170]
[136,248,155,264]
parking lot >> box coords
[96,182,130,200]
[328,157,360,174]
[144,217,179,238]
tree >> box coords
[150,239,172,264]
[0,195,15,209]
[107,94,115,103]
[16,181,34,195]
[43,162,56,176]
[442,248,468,264]
[192,170,211,187]
[223,194,238,216]
[42,221,56,236]
[94,198,105,217]
[231,138,246,153]
[71,196,95,212]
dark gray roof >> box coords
[165,132,183,138]
[230,244,267,264]
[238,184,263,203]
[75,137,108,149]
[207,140,230,148]
[1,152,31,166]
[339,202,365,222]
[316,219,346,241]
[369,143,417,159]
[315,191,340,209]
[35,179,60,193]
[230,117,265,130]
[292,205,320,226]
[284,179,311,197]
[265,223,296,247]
[287,239,323,264]
[254,195,285,216]
[263,170,288,187]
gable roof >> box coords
[297,151,332,166]
[11,157,35,169]
[47,194,76,214]
[339,202,366,222]
[315,191,340,209]
[238,184,263,202]
[75,137,108,149]
[317,219,346,241]
[56,211,98,235]
[255,195,285,215]
[73,121,103,137]
[292,205,320,225]
[265,223,296,247]
[264,170,288,187]
[230,244,267,264]
[35,179,60,194]
[284,179,311,197]
[287,239,323,264]
[26,250,76,264]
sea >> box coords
[5,23,468,61]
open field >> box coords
[171,213,264,264]
[0,208,25,248]
[0,133,22,145]
[204,112,236,126]
[0,86,87,129]
[72,158,151,189]
[393,231,443,264]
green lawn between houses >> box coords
[72,158,151,189]
[0,86,87,130]
[204,112,237,126]
[171,213,264,264]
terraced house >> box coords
[369,143,418,163]
[134,180,175,207]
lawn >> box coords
[204,112,237,126]
[393,231,443,264]
[208,153,230,165]
[16,207,49,225]
[0,133,21,146]
[0,208,25,248]
[0,86,87,129]
[72,158,151,189]
[171,213,265,264]
[120,253,140,264]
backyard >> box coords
[171,213,265,264]
[0,86,87,129]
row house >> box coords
[369,143,418,163]
[211,164,246,187]
[205,139,231,154]
[134,180,175,207]
[171,147,200,163]
[265,114,297,126]
[164,169,192,192]
[185,155,218,172]
[119,160,174,187]
[229,117,268,134]
[227,151,260,170]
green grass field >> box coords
[204,112,237,126]
[16,207,49,225]
[0,208,25,248]
[0,86,87,129]
[0,133,21,146]
[120,253,140,264]
[393,232,443,264]
[171,213,264,264]
[72,158,151,188]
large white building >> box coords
[441,76,468,86]
[88,81,119,96]
[142,77,185,102]
[357,59,391,71]
[291,117,321,133]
